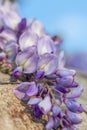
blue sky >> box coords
[18,0,87,53]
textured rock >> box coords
[0,72,87,130]
[76,72,87,112]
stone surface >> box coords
[0,72,87,130]
[76,72,87,112]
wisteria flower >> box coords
[15,46,38,74]
[0,6,84,129]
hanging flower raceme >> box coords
[0,5,84,130]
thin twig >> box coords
[46,84,59,106]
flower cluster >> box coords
[0,5,84,130]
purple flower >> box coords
[12,66,22,78]
[3,11,21,29]
[15,46,38,73]
[26,82,38,96]
[46,116,60,130]
[66,111,82,124]
[0,29,17,50]
[57,69,76,77]
[66,85,83,99]
[52,105,61,117]
[65,99,83,113]
[56,76,74,87]
[13,82,38,99]
[45,117,54,130]
[27,97,42,105]
[56,84,70,93]
[4,41,18,62]
[57,51,65,69]
[37,53,58,76]
[38,95,52,114]
[36,70,45,79]
[18,18,27,31]
[0,52,6,61]
[37,35,56,55]
[34,105,43,118]
[19,31,38,51]
[29,19,45,37]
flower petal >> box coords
[26,82,38,96]
[66,85,84,99]
[34,105,43,118]
[16,46,37,73]
[66,111,82,124]
[36,70,45,79]
[23,52,37,73]
[13,89,25,100]
[4,41,18,62]
[52,105,61,117]
[45,117,54,130]
[56,85,70,93]
[18,18,27,30]
[65,99,83,113]
[0,29,17,49]
[38,53,58,75]
[30,19,45,37]
[38,95,52,114]
[12,66,22,78]
[37,35,56,55]
[0,52,6,60]
[27,97,42,105]
[57,69,76,77]
[57,76,74,87]
[19,31,38,51]
[13,82,30,99]
[3,11,21,29]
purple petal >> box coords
[57,76,74,87]
[3,11,21,29]
[66,111,82,124]
[18,18,27,30]
[26,82,38,96]
[4,41,18,62]
[13,82,30,99]
[12,66,22,78]
[66,85,84,99]
[65,99,83,113]
[21,94,30,102]
[16,47,37,73]
[13,89,25,100]
[14,82,30,92]
[52,105,61,117]
[38,53,58,75]
[56,85,70,93]
[19,31,38,51]
[45,117,54,130]
[0,29,17,49]
[36,70,45,79]
[72,81,78,88]
[0,52,6,60]
[23,52,38,74]
[27,97,42,105]
[57,51,65,69]
[53,118,60,129]
[57,69,76,77]
[37,35,56,55]
[34,105,43,118]
[38,95,52,114]
[30,19,45,37]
